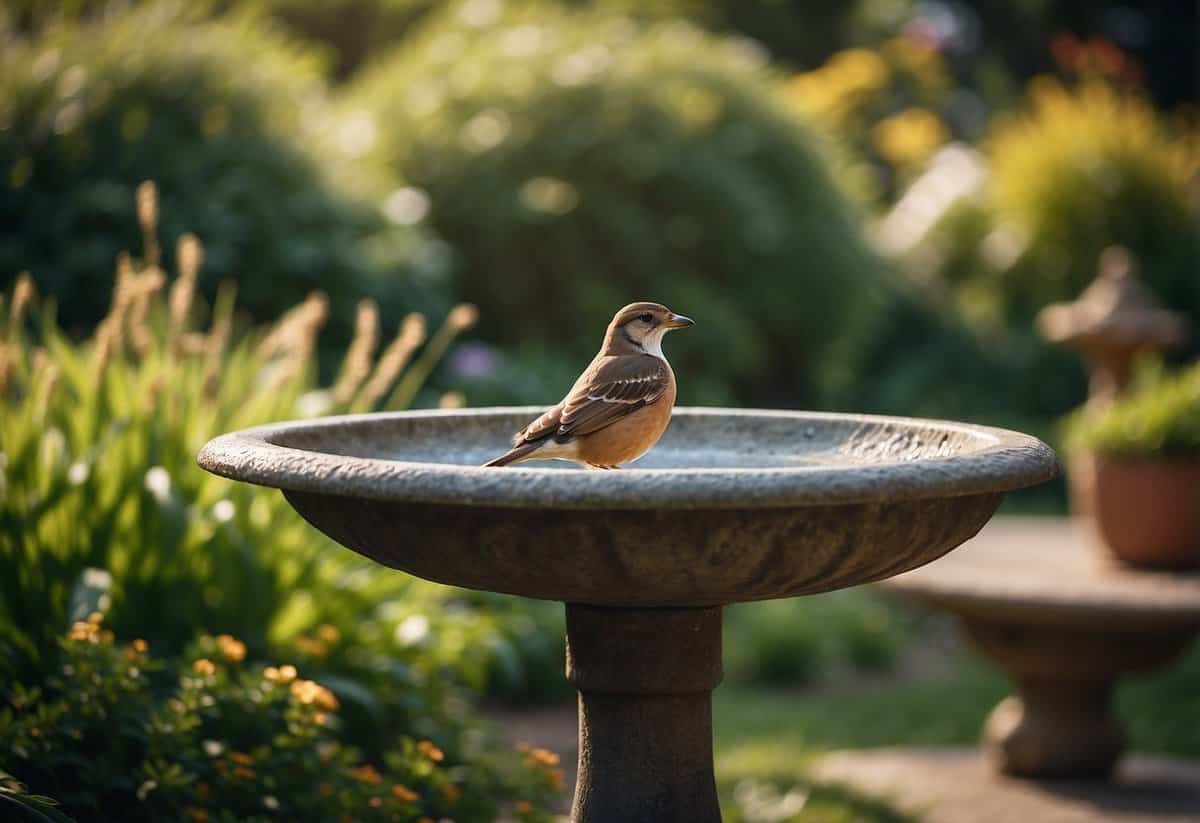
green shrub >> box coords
[0,621,562,822]
[1064,359,1200,458]
[0,189,573,722]
[723,591,907,687]
[0,3,435,336]
[347,2,883,405]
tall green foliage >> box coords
[348,2,884,405]
[0,183,476,682]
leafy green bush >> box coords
[723,591,908,687]
[1065,359,1200,458]
[0,620,562,822]
[347,1,883,405]
[0,187,573,721]
[0,3,435,336]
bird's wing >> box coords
[513,355,670,445]
[557,355,671,437]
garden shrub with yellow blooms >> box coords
[986,78,1199,321]
[0,617,561,821]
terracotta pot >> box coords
[1087,453,1200,569]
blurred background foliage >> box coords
[346,0,883,406]
[0,2,440,348]
[1,0,1198,819]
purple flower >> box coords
[448,342,502,379]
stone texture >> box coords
[198,407,1058,510]
[200,408,1056,608]
[884,518,1200,778]
[813,747,1200,823]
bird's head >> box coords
[604,301,693,357]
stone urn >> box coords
[199,407,1056,822]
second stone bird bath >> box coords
[199,407,1057,822]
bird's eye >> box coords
[639,313,653,323]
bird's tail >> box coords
[482,441,542,467]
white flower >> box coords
[144,466,171,503]
[395,614,430,646]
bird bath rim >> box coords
[197,407,1057,511]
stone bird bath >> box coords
[198,407,1056,822]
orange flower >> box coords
[186,807,209,822]
[230,752,254,766]
[291,678,338,710]
[351,764,382,785]
[515,801,533,814]
[391,784,419,802]
[442,782,461,804]
[529,747,559,767]
[216,634,246,662]
[317,624,340,644]
[368,797,382,808]
[417,740,444,762]
[133,638,148,653]
[293,636,327,657]
[548,768,566,791]
[193,659,216,676]
[68,621,97,642]
[233,765,255,781]
[264,664,298,683]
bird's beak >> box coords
[664,313,694,329]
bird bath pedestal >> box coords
[884,518,1200,779]
[199,408,1056,822]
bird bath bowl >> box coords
[199,407,1056,822]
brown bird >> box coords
[484,302,693,468]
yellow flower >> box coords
[133,638,149,653]
[391,784,419,802]
[827,48,889,94]
[873,107,948,167]
[193,659,216,676]
[417,740,444,762]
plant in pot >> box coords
[1065,359,1200,569]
